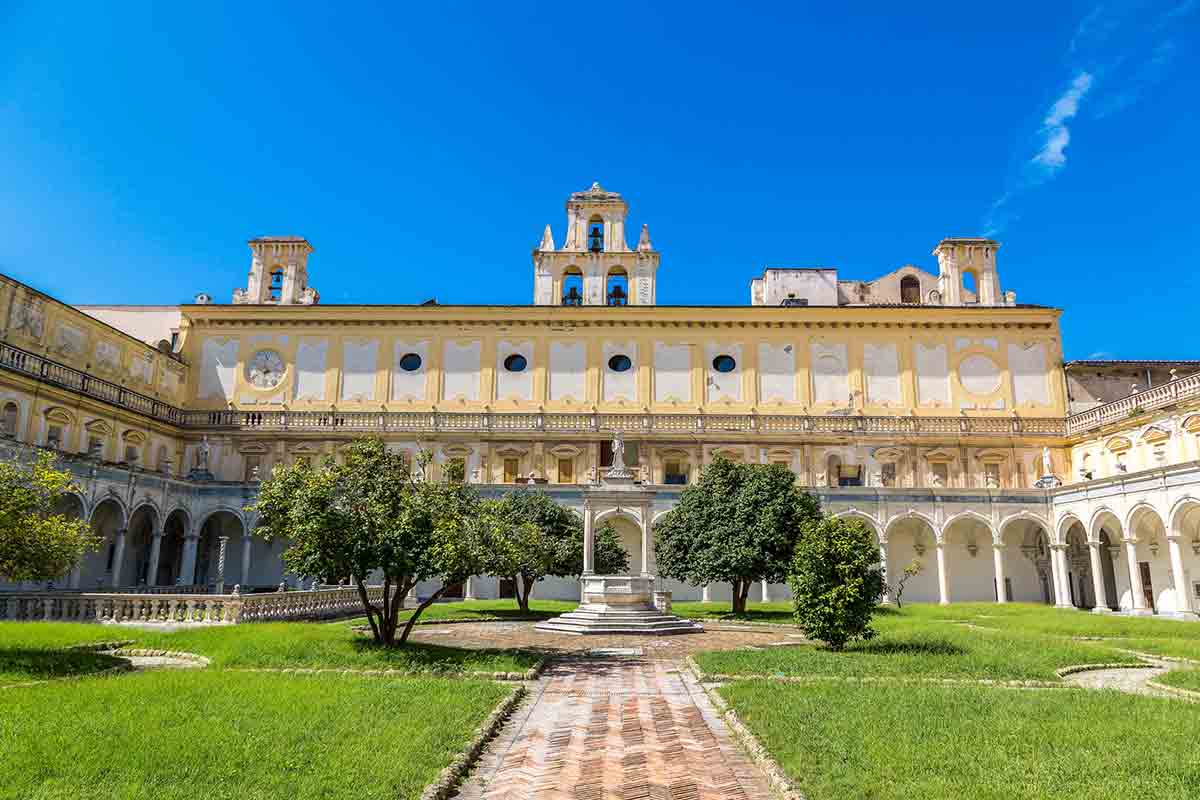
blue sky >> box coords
[1,1,1197,359]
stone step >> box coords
[535,610,704,636]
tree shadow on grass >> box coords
[843,638,968,657]
[0,649,126,684]
[348,639,540,672]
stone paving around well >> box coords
[453,656,773,800]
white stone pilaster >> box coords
[992,543,1007,603]
[1167,536,1195,616]
[109,528,127,587]
[146,530,164,587]
[935,541,950,605]
[1088,541,1109,612]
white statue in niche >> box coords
[1042,446,1053,477]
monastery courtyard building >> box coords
[1,183,1198,617]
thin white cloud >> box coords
[1033,72,1093,170]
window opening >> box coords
[47,424,63,450]
[881,462,897,487]
[606,268,628,306]
[1,403,17,438]
[503,354,528,372]
[269,269,284,301]
[561,268,583,305]
[825,454,841,487]
[900,275,921,304]
[503,457,520,483]
[664,459,688,485]
[398,353,422,372]
[838,464,863,487]
[962,270,977,301]
[588,220,604,253]
[124,444,139,465]
[557,457,574,484]
[712,355,737,373]
[244,455,262,482]
[608,354,632,372]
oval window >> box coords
[503,354,528,373]
[398,353,422,372]
[712,355,737,373]
[608,354,632,372]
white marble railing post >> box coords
[109,528,128,587]
[146,530,164,587]
[1088,541,1109,612]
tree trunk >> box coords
[731,580,748,615]
[355,577,383,643]
[397,584,445,645]
[518,573,536,613]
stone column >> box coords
[935,540,950,605]
[1167,536,1195,616]
[179,535,199,585]
[1047,546,1064,607]
[582,503,595,575]
[760,580,771,603]
[68,564,82,590]
[241,535,253,587]
[1088,541,1109,612]
[1055,546,1074,607]
[215,536,229,594]
[992,543,1007,603]
[109,528,128,587]
[879,542,890,604]
[464,575,476,600]
[639,506,651,577]
[146,530,164,588]
[701,584,712,602]
[1124,537,1148,611]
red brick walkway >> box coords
[453,656,773,800]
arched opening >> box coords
[1,402,18,438]
[1170,499,1200,616]
[997,517,1054,603]
[900,275,921,305]
[157,510,189,587]
[1128,505,1169,613]
[883,516,940,604]
[79,498,125,588]
[605,267,628,306]
[44,494,84,586]
[1098,530,1120,611]
[941,517,997,602]
[268,268,284,301]
[561,267,583,306]
[962,270,977,301]
[1092,510,1133,610]
[825,454,841,488]
[195,511,245,588]
[587,218,604,253]
[600,513,643,574]
[124,506,158,587]
[1063,523,1093,608]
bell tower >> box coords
[233,236,319,305]
[933,238,1009,306]
[533,183,660,306]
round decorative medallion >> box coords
[247,350,286,389]
[958,354,1001,395]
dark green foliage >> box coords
[789,516,885,650]
[653,456,821,613]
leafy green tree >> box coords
[478,491,628,611]
[889,559,925,609]
[653,456,820,614]
[251,438,483,646]
[0,451,100,583]
[789,516,885,650]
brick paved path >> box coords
[453,656,773,800]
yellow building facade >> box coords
[0,184,1196,616]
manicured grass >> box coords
[695,612,1137,682]
[0,622,140,686]
[0,670,509,800]
[1159,668,1200,693]
[898,601,1200,640]
[0,619,539,677]
[391,598,579,623]
[720,680,1200,799]
[672,601,795,624]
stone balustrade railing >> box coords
[0,586,382,625]
[1066,372,1200,435]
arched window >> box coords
[1,402,18,438]
[588,219,604,253]
[606,268,628,306]
[962,270,977,301]
[268,268,284,301]
[900,275,921,304]
[561,267,583,306]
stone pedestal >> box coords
[535,576,701,636]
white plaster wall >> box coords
[653,342,690,403]
[294,338,328,402]
[603,340,638,402]
[705,343,743,402]
[760,269,838,306]
[1010,342,1051,406]
[958,354,1002,397]
[811,342,848,405]
[916,343,951,407]
[863,343,901,405]
[198,337,238,401]
[1003,549,1048,603]
[443,340,481,401]
[341,339,379,402]
[944,540,999,601]
[391,340,428,401]
[549,341,586,402]
[496,340,534,402]
[758,343,796,403]
[885,529,942,604]
[77,306,181,347]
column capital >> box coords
[153,528,166,538]
[992,541,1006,550]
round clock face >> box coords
[247,350,286,389]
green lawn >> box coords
[720,680,1200,799]
[385,597,579,623]
[0,622,141,686]
[672,601,795,624]
[1159,668,1200,693]
[0,670,509,800]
